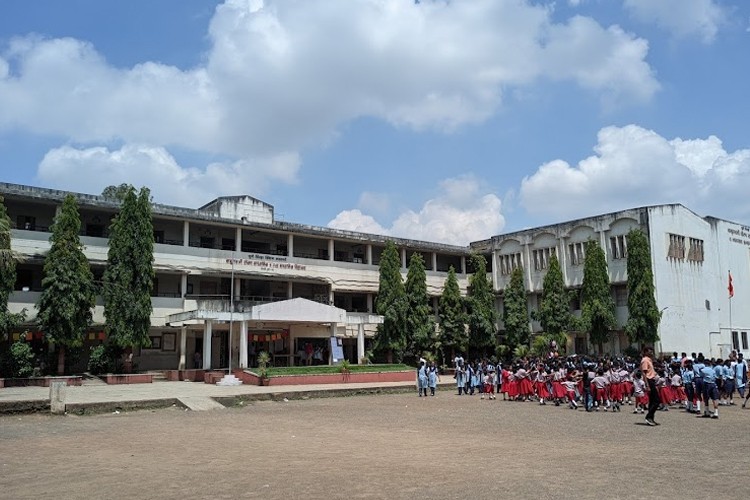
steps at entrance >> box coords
[216,374,243,386]
[178,396,226,411]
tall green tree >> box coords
[374,241,407,363]
[624,229,661,348]
[534,253,573,350]
[0,196,24,337]
[503,266,529,351]
[101,183,133,202]
[466,254,496,356]
[404,252,434,359]
[439,266,467,362]
[580,240,616,354]
[37,195,96,375]
[103,187,155,367]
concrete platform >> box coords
[0,377,453,415]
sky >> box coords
[1,0,749,246]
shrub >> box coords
[87,343,124,375]
[9,339,35,378]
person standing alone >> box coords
[641,347,660,426]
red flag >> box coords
[728,271,734,298]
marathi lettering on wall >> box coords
[727,226,750,246]
[225,254,307,271]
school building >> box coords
[3,181,749,368]
[471,204,750,359]
[2,182,472,371]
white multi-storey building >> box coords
[2,183,472,371]
[471,204,750,358]
[3,181,748,368]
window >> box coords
[732,331,740,351]
[743,331,748,351]
[667,233,685,260]
[532,247,557,271]
[499,252,523,275]
[568,242,585,266]
[609,235,627,260]
[153,230,165,244]
[687,238,704,262]
[614,286,628,307]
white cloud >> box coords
[519,124,750,221]
[0,1,658,160]
[357,191,391,216]
[36,143,300,208]
[328,175,505,246]
[623,0,726,43]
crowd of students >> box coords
[442,350,749,420]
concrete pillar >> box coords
[523,243,533,292]
[235,227,242,252]
[183,221,190,247]
[366,244,373,265]
[234,277,241,300]
[328,288,334,305]
[178,326,187,370]
[329,323,337,364]
[203,320,212,370]
[559,237,569,285]
[287,281,293,299]
[287,234,294,257]
[180,273,188,298]
[367,294,373,313]
[328,239,334,261]
[357,324,365,364]
[401,248,407,269]
[49,381,66,415]
[239,321,248,368]
[460,256,466,274]
[431,252,437,272]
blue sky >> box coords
[1,0,748,245]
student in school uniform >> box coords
[721,359,735,406]
[592,369,611,411]
[632,372,647,414]
[417,359,428,397]
[700,359,720,419]
[428,361,439,396]
[561,375,579,409]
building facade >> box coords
[4,181,748,368]
[2,183,473,371]
[471,204,750,358]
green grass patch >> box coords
[263,364,412,377]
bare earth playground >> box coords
[1,389,745,500]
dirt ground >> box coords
[0,391,746,500]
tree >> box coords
[438,266,467,363]
[580,240,616,354]
[374,241,407,363]
[404,252,434,360]
[37,195,96,375]
[101,183,133,202]
[533,253,573,352]
[103,186,155,368]
[0,196,24,337]
[624,229,661,348]
[466,253,496,357]
[502,266,529,352]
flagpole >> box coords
[729,270,733,345]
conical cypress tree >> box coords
[503,266,529,351]
[374,241,407,363]
[467,253,496,357]
[103,187,154,364]
[405,252,434,359]
[581,240,616,354]
[37,194,96,375]
[625,229,660,348]
[439,266,467,361]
